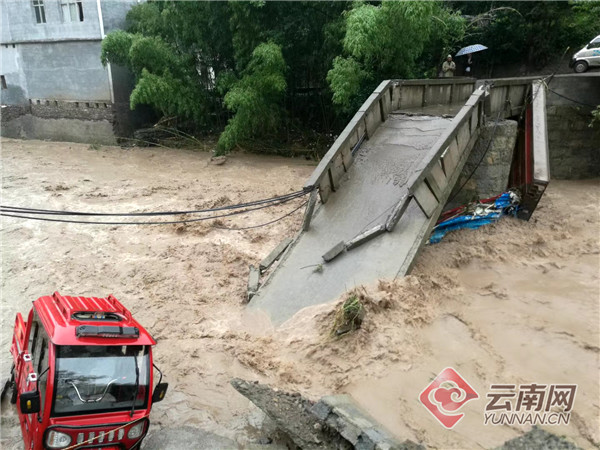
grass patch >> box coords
[331,294,365,337]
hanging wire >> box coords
[213,200,308,231]
[1,191,310,227]
[0,189,310,217]
[545,87,597,108]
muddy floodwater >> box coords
[1,138,598,449]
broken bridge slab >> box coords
[250,114,453,325]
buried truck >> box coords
[1,292,168,450]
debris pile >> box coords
[431,191,520,243]
[231,378,421,450]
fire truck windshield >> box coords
[52,345,150,417]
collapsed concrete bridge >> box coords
[250,77,551,325]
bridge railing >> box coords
[394,78,475,110]
[407,76,548,223]
[477,76,540,119]
[303,78,477,204]
[406,85,488,218]
[302,76,543,230]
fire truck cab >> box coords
[3,292,168,450]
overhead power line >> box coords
[0,189,312,227]
[0,189,309,217]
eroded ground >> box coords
[1,138,598,449]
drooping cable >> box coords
[0,189,309,217]
[1,191,309,227]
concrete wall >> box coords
[2,115,116,144]
[1,44,29,104]
[101,0,138,33]
[0,0,138,42]
[3,41,112,103]
[545,74,600,179]
[0,0,139,105]
[0,0,140,141]
[1,101,116,144]
[1,0,102,42]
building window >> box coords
[61,1,84,22]
[32,0,46,24]
[1,76,7,90]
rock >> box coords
[230,378,339,450]
[497,426,582,450]
[142,426,235,450]
[247,265,260,302]
[210,155,227,165]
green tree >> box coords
[327,1,438,113]
[217,42,287,154]
[101,2,234,128]
[418,7,467,78]
[101,0,600,151]
[591,106,600,128]
[101,1,350,148]
[449,1,600,75]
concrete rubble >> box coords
[311,395,423,450]
[497,426,582,450]
[231,378,340,450]
[247,265,260,302]
[260,237,293,272]
[230,378,422,450]
[229,380,583,450]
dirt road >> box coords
[1,138,598,448]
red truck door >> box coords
[9,313,27,367]
[12,311,49,450]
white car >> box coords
[570,35,600,73]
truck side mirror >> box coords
[19,391,40,415]
[152,382,168,403]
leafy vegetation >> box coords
[591,106,600,128]
[449,1,600,75]
[331,295,365,337]
[100,1,600,153]
[217,42,286,154]
[327,1,462,112]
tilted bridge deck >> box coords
[251,77,550,325]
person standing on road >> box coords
[442,55,456,77]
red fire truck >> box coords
[2,292,168,450]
